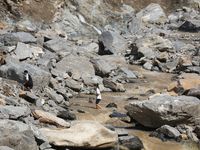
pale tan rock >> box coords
[167,91,178,96]
[167,82,178,92]
[177,73,200,79]
[19,91,27,98]
[0,98,6,105]
[180,78,200,91]
[179,56,192,66]
[41,122,118,149]
[180,134,187,140]
[33,110,70,128]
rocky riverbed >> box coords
[0,1,200,150]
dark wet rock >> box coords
[106,103,118,108]
[118,135,144,150]
[98,31,128,55]
[179,20,200,32]
[57,111,76,120]
[149,125,181,142]
[125,96,139,101]
[147,90,155,94]
[187,85,200,99]
[77,109,85,113]
[109,112,128,118]
[0,32,36,46]
[140,94,148,97]
[125,95,200,128]
[194,125,200,138]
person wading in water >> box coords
[23,70,33,93]
[94,84,102,109]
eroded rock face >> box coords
[41,122,118,149]
[32,110,70,128]
[125,95,200,128]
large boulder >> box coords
[41,122,118,149]
[0,120,39,150]
[128,3,167,34]
[0,32,36,46]
[44,38,77,53]
[44,88,64,104]
[100,55,127,70]
[65,79,82,92]
[98,31,128,55]
[55,55,95,77]
[125,95,200,128]
[0,61,51,93]
[15,20,37,33]
[90,58,112,77]
[103,78,125,92]
[0,105,31,119]
[33,110,70,128]
[13,42,33,60]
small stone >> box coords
[77,109,85,113]
[106,103,118,108]
[64,101,71,107]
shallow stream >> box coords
[69,65,199,150]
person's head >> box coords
[94,84,98,89]
[24,70,28,75]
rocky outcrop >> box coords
[125,95,200,128]
[41,122,118,149]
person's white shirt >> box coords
[96,88,101,99]
[25,74,29,81]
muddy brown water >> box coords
[69,65,199,150]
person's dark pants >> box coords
[96,99,101,104]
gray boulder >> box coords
[103,78,125,92]
[98,31,128,55]
[44,88,64,104]
[149,125,181,142]
[13,42,33,60]
[125,95,200,128]
[0,32,36,46]
[15,20,37,33]
[137,47,155,59]
[187,85,200,99]
[90,58,112,77]
[65,79,82,92]
[0,105,31,120]
[35,30,59,40]
[0,146,14,150]
[44,38,77,53]
[143,62,152,70]
[0,61,51,93]
[55,55,95,77]
[117,67,137,79]
[118,135,144,150]
[0,120,49,150]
